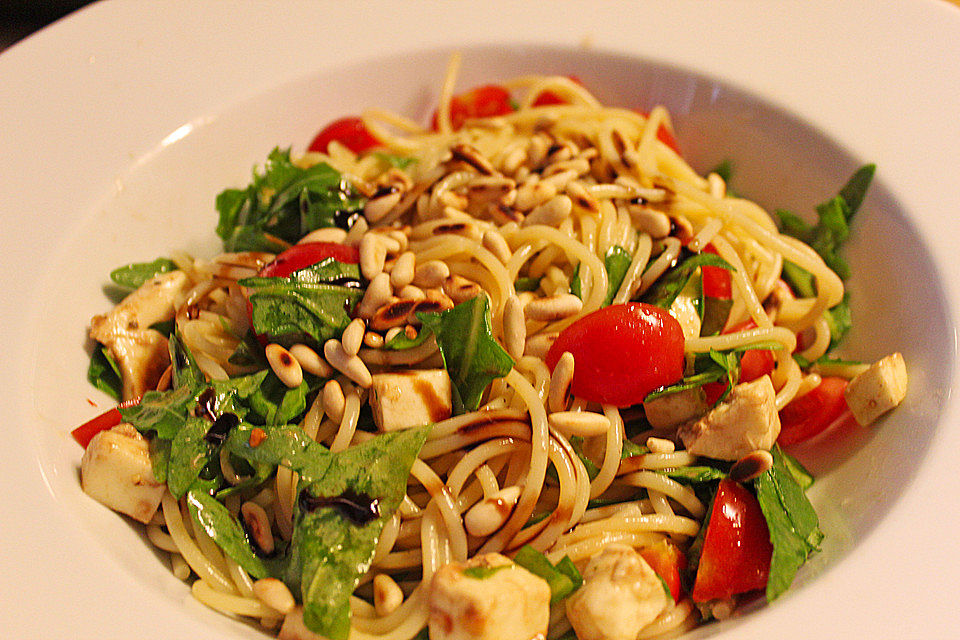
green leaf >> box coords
[216,149,365,252]
[642,252,734,310]
[513,545,583,604]
[602,245,632,307]
[297,426,429,639]
[372,152,417,170]
[225,422,333,482]
[87,345,121,400]
[753,445,823,601]
[109,257,178,290]
[240,258,363,348]
[463,564,511,580]
[382,327,432,351]
[837,163,875,218]
[514,276,542,292]
[569,263,582,299]
[658,465,729,485]
[167,416,218,498]
[186,488,270,579]
[418,295,514,414]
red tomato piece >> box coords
[307,116,380,154]
[692,479,772,602]
[702,320,776,405]
[700,244,732,300]
[531,75,583,106]
[258,242,359,279]
[431,84,514,131]
[777,377,850,445]
[640,540,687,602]
[545,303,685,407]
[71,398,141,448]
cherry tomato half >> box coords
[531,75,583,106]
[71,398,141,448]
[702,320,776,405]
[258,242,359,279]
[307,116,380,155]
[431,84,515,131]
[640,540,687,602]
[701,244,732,300]
[545,303,685,407]
[692,478,772,603]
[777,377,850,446]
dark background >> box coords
[1,1,92,51]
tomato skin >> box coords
[777,377,850,445]
[258,242,359,279]
[692,479,772,603]
[701,244,732,300]
[640,540,687,602]
[431,85,514,131]
[545,303,685,407]
[531,75,583,106]
[702,320,776,405]
[71,398,141,448]
[307,116,380,154]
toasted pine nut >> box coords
[357,272,393,318]
[481,229,512,264]
[503,295,526,361]
[341,319,366,357]
[155,365,173,392]
[389,251,416,290]
[645,437,676,454]
[523,194,573,227]
[548,411,611,437]
[627,202,671,239]
[369,298,418,332]
[463,486,522,537]
[540,169,579,191]
[322,379,346,423]
[344,216,369,246]
[363,331,385,348]
[253,578,296,615]
[524,332,558,359]
[241,501,275,554]
[413,260,450,288]
[514,176,557,212]
[547,352,575,413]
[384,327,403,343]
[398,284,426,301]
[450,143,496,176]
[524,293,582,322]
[324,339,373,388]
[373,574,404,616]
[289,343,333,378]
[729,449,774,482]
[443,275,482,305]
[566,180,600,214]
[298,227,348,245]
[364,187,403,224]
[359,234,387,280]
[265,344,303,388]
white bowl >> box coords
[2,1,959,638]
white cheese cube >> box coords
[428,553,550,640]
[678,375,780,460]
[565,544,668,640]
[369,369,453,432]
[844,352,907,426]
[80,424,164,524]
[644,387,708,429]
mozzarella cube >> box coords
[565,544,668,640]
[644,388,708,429]
[678,376,780,460]
[369,369,453,432]
[428,553,550,640]
[80,424,164,524]
[844,352,907,426]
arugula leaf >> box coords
[372,152,417,170]
[417,295,514,413]
[167,416,217,498]
[382,327,432,351]
[569,263,582,299]
[296,426,429,639]
[642,252,734,310]
[658,465,729,485]
[224,422,334,482]
[463,564,511,580]
[513,545,583,604]
[109,257,178,290]
[753,445,823,601]
[187,488,271,579]
[216,148,365,252]
[602,245,632,307]
[87,345,122,400]
[514,276,542,292]
[240,259,364,348]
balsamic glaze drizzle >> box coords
[298,488,381,525]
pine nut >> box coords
[322,379,346,423]
[540,169,579,191]
[373,574,404,616]
[524,332,558,359]
[481,229,512,264]
[450,143,496,176]
[548,410,611,437]
[344,216,369,246]
[413,260,450,288]
[359,234,387,280]
[524,293,582,322]
[398,284,426,301]
[547,351,575,413]
[523,194,573,227]
[241,501,275,554]
[627,202,671,239]
[503,295,526,361]
[514,176,557,211]
[298,227,347,244]
[324,339,373,388]
[443,275,482,305]
[357,272,393,318]
[253,578,296,615]
[289,343,333,378]
[156,365,173,392]
[729,449,774,482]
[265,344,303,388]
[369,298,418,331]
[384,327,403,343]
[341,319,366,357]
[364,187,403,224]
[363,331,385,349]
[463,486,522,537]
[645,437,676,454]
[389,251,416,289]
[566,180,600,214]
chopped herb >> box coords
[514,276,542,292]
[109,257,178,290]
[87,345,122,400]
[463,564,511,580]
[513,545,583,604]
[642,252,734,310]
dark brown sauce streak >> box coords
[298,488,381,525]
[204,412,238,445]
[195,388,217,421]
